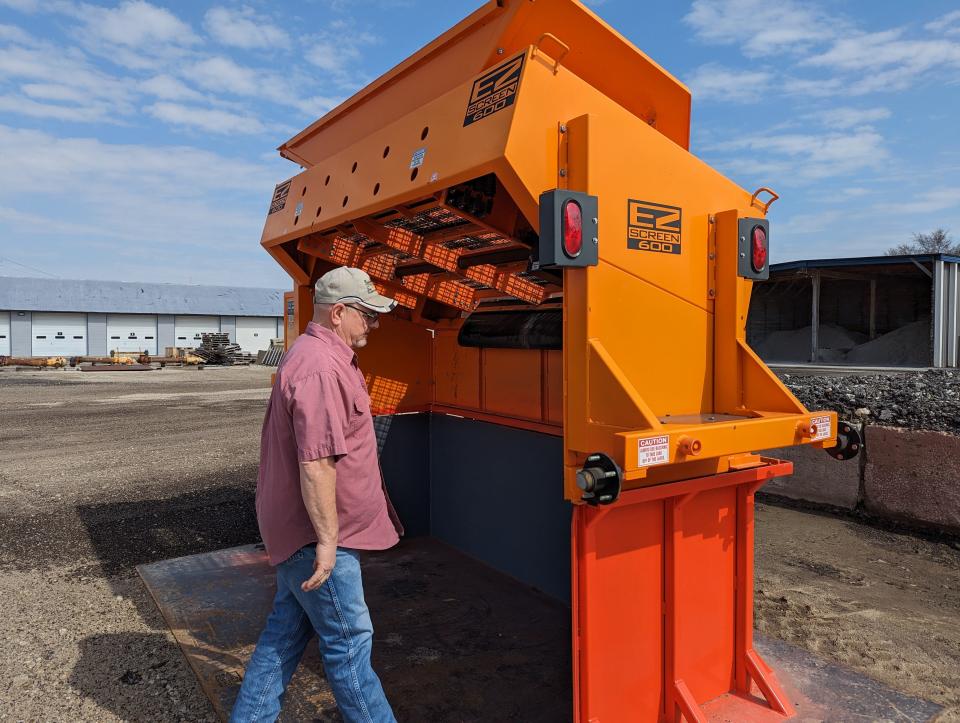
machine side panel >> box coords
[673,486,737,702]
[574,501,664,721]
[357,314,433,414]
[262,65,521,249]
[545,349,563,425]
[482,348,543,421]
[505,56,749,419]
[433,331,564,431]
[433,331,482,410]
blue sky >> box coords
[0,0,958,289]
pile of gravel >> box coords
[780,369,960,435]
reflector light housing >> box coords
[736,217,769,280]
[563,200,583,258]
[751,225,767,272]
[537,189,598,268]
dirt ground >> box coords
[0,366,957,722]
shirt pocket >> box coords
[348,394,371,430]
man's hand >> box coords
[301,543,337,592]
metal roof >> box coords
[0,276,284,316]
[771,253,960,272]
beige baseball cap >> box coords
[314,267,397,313]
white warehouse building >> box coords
[0,276,284,357]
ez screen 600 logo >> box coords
[463,54,525,127]
[627,200,682,255]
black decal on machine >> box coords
[268,180,292,215]
[464,53,525,127]
[627,199,682,255]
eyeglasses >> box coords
[345,305,379,324]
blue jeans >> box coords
[229,546,396,723]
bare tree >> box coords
[887,228,960,255]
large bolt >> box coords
[576,467,603,492]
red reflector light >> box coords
[751,225,767,272]
[562,200,582,258]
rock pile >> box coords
[780,369,960,435]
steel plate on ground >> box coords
[138,539,941,722]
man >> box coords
[230,266,403,723]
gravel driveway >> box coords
[0,366,957,721]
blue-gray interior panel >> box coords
[429,414,571,602]
[376,414,430,538]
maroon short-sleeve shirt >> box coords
[256,322,402,565]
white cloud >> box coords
[146,102,267,135]
[139,74,204,102]
[0,43,136,115]
[73,0,198,49]
[926,10,960,37]
[0,23,33,43]
[683,0,844,57]
[685,63,772,103]
[204,6,289,49]
[184,55,340,118]
[0,93,114,122]
[801,29,960,93]
[0,124,284,274]
[20,83,90,103]
[707,128,887,182]
[49,0,199,70]
[780,76,846,98]
[189,56,260,96]
[0,125,292,286]
[803,29,950,71]
[810,107,891,129]
[303,22,378,88]
[0,124,274,197]
[686,3,960,99]
[293,94,341,118]
[0,0,39,11]
[883,188,960,214]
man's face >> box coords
[335,303,380,349]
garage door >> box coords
[107,314,158,355]
[174,315,220,346]
[0,311,9,356]
[236,316,277,353]
[32,312,87,356]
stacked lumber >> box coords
[193,333,255,365]
[257,340,285,367]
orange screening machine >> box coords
[261,2,858,720]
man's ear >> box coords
[329,303,346,327]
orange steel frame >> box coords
[572,461,796,723]
[258,2,839,719]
